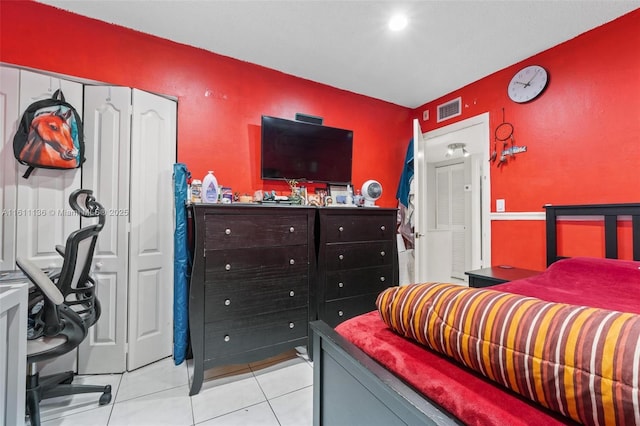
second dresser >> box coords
[317,208,397,327]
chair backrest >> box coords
[56,189,106,328]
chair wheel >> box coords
[98,385,112,405]
[99,392,112,405]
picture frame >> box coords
[314,188,328,206]
[329,184,350,205]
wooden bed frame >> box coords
[311,203,640,426]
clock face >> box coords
[507,65,548,103]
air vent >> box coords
[437,97,462,122]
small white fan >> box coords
[361,180,382,207]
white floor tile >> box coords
[40,405,112,426]
[116,357,189,402]
[108,385,193,426]
[32,374,121,423]
[252,358,313,400]
[33,351,316,426]
[270,386,313,426]
[196,402,279,426]
[191,371,266,424]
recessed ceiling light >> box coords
[388,13,408,31]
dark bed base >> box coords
[310,320,460,426]
[311,203,640,425]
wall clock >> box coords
[507,65,548,103]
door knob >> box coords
[415,232,424,239]
[95,262,104,269]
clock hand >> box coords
[524,69,540,87]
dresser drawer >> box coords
[204,214,308,249]
[323,214,395,243]
[205,244,308,276]
[204,307,308,358]
[204,279,307,322]
[324,241,393,270]
[321,295,379,328]
[324,266,392,301]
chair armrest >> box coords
[55,244,65,257]
[16,257,64,305]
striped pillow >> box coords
[376,283,640,425]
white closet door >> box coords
[15,70,82,269]
[0,66,19,271]
[128,89,175,370]
[436,163,468,279]
[78,86,131,374]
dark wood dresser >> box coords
[188,204,316,395]
[317,208,398,327]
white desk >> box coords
[0,281,28,426]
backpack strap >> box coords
[22,166,35,179]
[52,89,66,102]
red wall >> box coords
[0,1,411,206]
[412,9,640,270]
[2,2,639,270]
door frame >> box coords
[417,113,491,279]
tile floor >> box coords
[27,348,313,426]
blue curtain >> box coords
[173,163,191,365]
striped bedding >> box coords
[376,282,640,426]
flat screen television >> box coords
[261,115,353,184]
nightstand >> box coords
[465,266,541,288]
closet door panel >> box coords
[0,66,19,271]
[128,89,176,370]
[78,86,131,374]
[15,70,82,269]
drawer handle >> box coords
[289,290,295,297]
[380,251,386,257]
[380,276,386,282]
[338,254,344,261]
[225,228,231,235]
[289,226,295,233]
[338,226,344,232]
[225,264,231,271]
[338,310,344,317]
[380,225,386,231]
[289,322,295,329]
[289,258,295,265]
[224,335,230,342]
[224,299,231,306]
[338,282,344,288]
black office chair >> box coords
[17,189,112,426]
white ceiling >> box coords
[37,0,639,108]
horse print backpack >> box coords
[13,89,85,179]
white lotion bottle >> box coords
[202,171,219,203]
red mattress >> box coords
[335,257,640,425]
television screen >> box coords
[261,116,353,184]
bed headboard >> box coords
[545,203,640,266]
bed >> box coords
[310,203,640,425]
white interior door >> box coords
[78,86,131,374]
[415,113,491,283]
[128,89,175,370]
[15,70,82,270]
[412,119,429,283]
[0,66,19,271]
